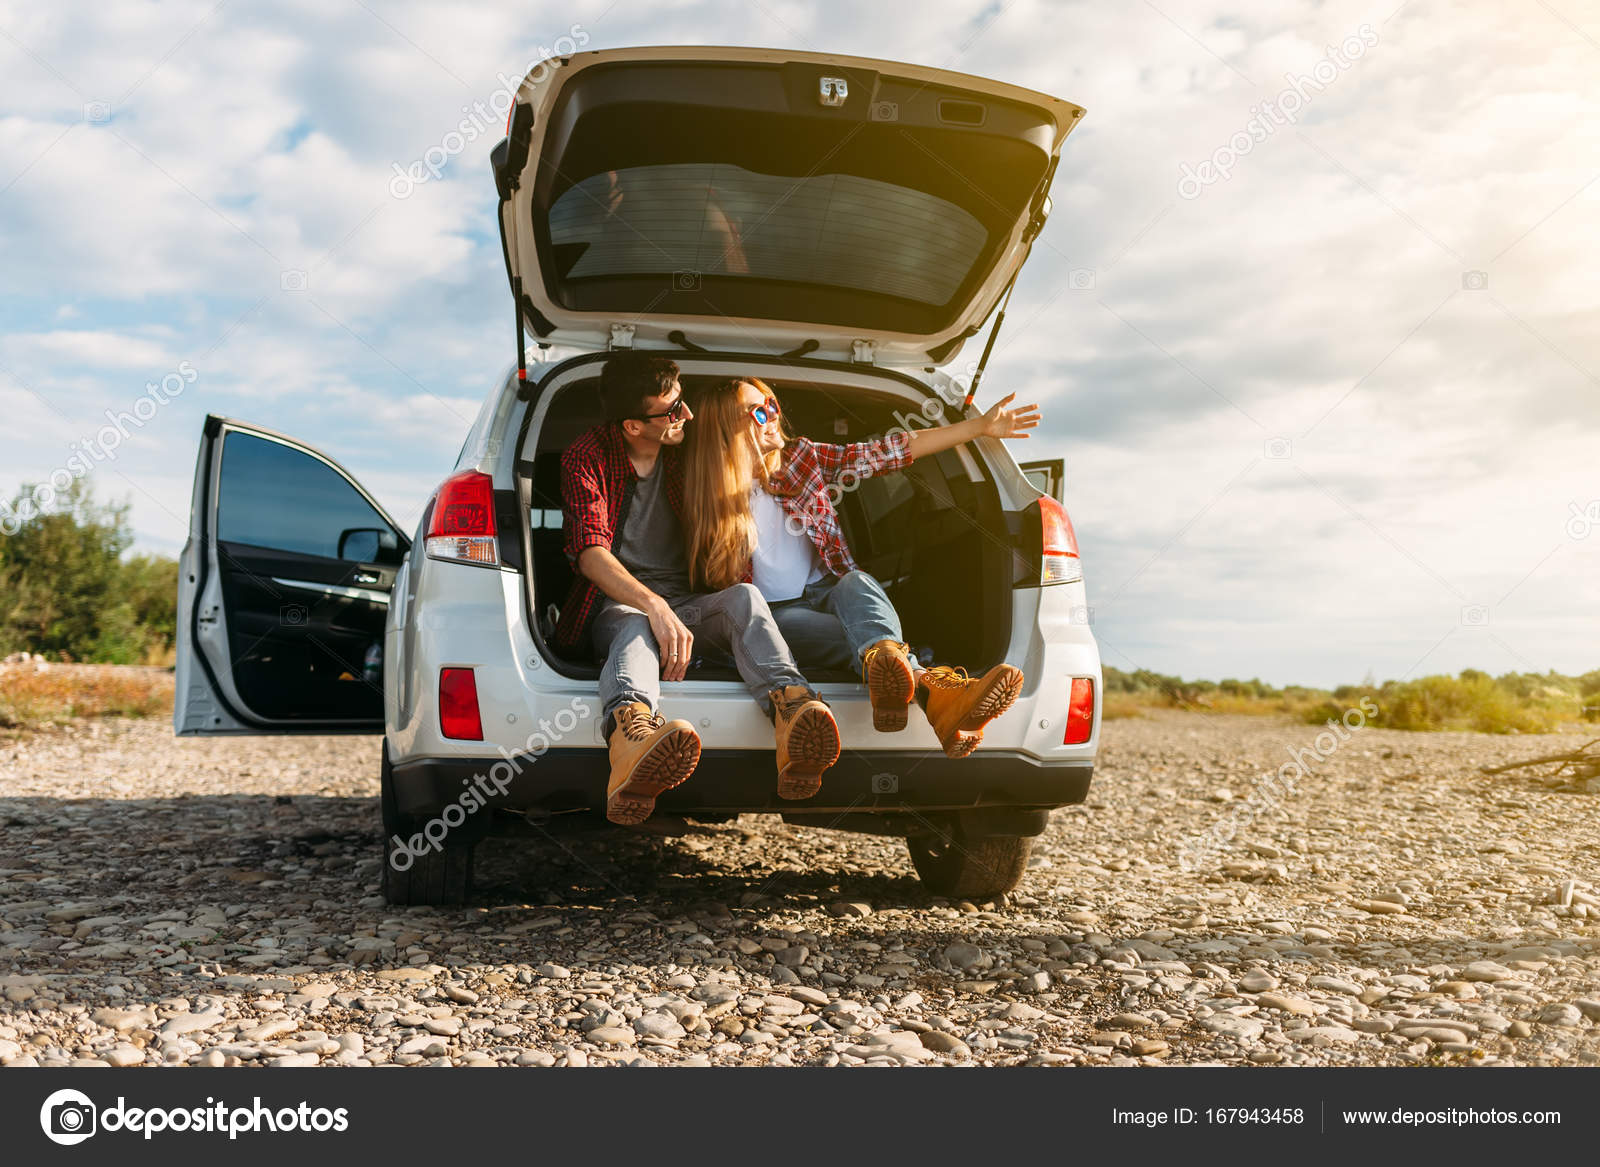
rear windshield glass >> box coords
[548,164,986,306]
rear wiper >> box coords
[667,330,709,353]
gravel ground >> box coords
[2,711,1598,1068]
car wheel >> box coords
[906,820,1031,900]
[381,836,474,906]
[380,741,474,905]
[380,740,406,837]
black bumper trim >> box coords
[389,747,1093,820]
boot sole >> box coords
[606,728,701,825]
[956,665,1024,731]
[937,665,1024,759]
[777,706,841,800]
[867,651,915,732]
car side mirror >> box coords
[338,527,401,564]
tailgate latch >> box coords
[608,323,635,350]
[851,338,875,364]
[818,77,848,107]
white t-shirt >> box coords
[750,485,824,602]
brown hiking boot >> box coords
[920,664,1024,759]
[861,639,915,732]
[770,685,841,800]
[605,702,701,825]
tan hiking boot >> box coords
[920,664,1025,759]
[605,702,701,825]
[861,639,915,732]
[770,685,841,800]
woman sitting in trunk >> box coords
[680,376,1042,757]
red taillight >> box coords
[1063,677,1095,744]
[1038,496,1082,585]
[425,470,498,566]
[439,668,483,740]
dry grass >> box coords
[1101,692,1146,720]
[0,663,174,730]
[1103,689,1327,720]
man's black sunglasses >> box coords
[635,398,689,423]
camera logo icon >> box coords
[280,269,308,292]
[83,101,111,124]
[40,1088,97,1145]
[1460,604,1490,627]
[1264,437,1292,460]
[870,101,899,122]
[871,772,899,794]
[1461,270,1488,291]
[1069,605,1095,626]
[1068,268,1096,291]
[671,270,701,291]
[280,603,309,627]
[1566,500,1600,541]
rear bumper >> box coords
[389,747,1093,821]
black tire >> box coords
[380,740,406,837]
[906,821,1032,900]
[382,837,474,906]
[380,741,475,906]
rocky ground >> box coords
[2,710,1598,1068]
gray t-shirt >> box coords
[613,464,689,598]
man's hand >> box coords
[981,392,1042,440]
[645,596,694,681]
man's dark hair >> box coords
[599,352,680,421]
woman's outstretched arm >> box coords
[906,392,1041,460]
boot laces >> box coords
[920,665,973,691]
[861,641,910,673]
[619,705,665,739]
[770,686,817,719]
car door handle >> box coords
[352,571,380,584]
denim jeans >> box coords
[769,570,905,675]
[591,582,810,726]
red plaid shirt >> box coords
[554,422,683,652]
[763,431,915,576]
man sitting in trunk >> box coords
[554,352,841,825]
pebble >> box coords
[1538,1003,1583,1027]
[1201,1015,1264,1041]
[102,1044,145,1067]
[1257,994,1317,1017]
[943,943,986,970]
[918,1031,970,1057]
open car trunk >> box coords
[515,363,1014,682]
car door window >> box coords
[217,432,396,558]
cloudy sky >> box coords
[1,0,1595,688]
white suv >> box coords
[174,46,1100,906]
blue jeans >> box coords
[591,583,810,725]
[769,570,905,675]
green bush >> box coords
[0,479,178,665]
[1305,671,1577,733]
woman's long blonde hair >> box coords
[682,378,789,592]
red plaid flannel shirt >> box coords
[763,431,915,576]
[556,421,748,653]
[554,422,683,652]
